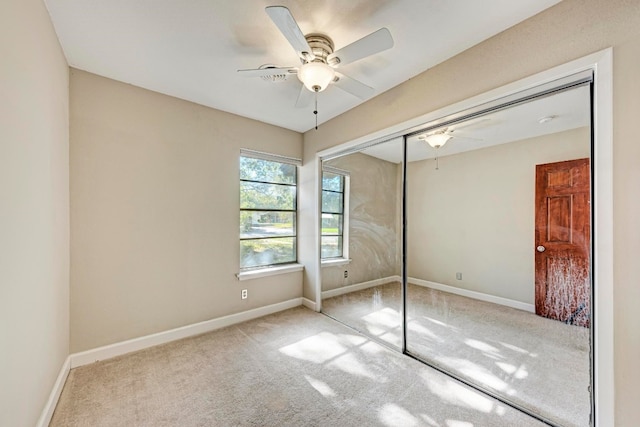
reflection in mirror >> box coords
[405,85,592,427]
[320,143,403,350]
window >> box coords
[240,150,300,270]
[321,168,349,260]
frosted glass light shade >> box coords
[425,134,452,148]
[298,62,335,92]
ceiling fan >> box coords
[237,6,394,110]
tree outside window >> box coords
[240,156,297,269]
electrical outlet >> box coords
[344,270,348,279]
[456,272,462,280]
[241,289,248,299]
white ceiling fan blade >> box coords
[333,72,374,99]
[265,6,315,61]
[450,134,483,141]
[327,28,393,67]
[237,67,298,77]
[295,84,313,108]
[451,117,492,131]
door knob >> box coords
[537,245,546,253]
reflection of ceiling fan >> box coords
[418,118,491,148]
[417,119,491,170]
[237,6,394,109]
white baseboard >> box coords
[36,355,71,427]
[409,277,535,313]
[70,297,304,368]
[302,297,317,311]
[321,275,401,299]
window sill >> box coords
[237,263,304,281]
[321,258,352,268]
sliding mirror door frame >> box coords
[313,49,612,426]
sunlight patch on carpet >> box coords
[407,320,443,343]
[446,420,474,427]
[496,362,529,379]
[361,307,400,328]
[379,403,420,427]
[328,352,381,380]
[279,332,347,363]
[423,372,495,413]
[464,339,501,357]
[304,375,337,398]
[499,342,531,355]
[418,412,441,427]
[438,356,511,393]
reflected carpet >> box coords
[322,282,590,427]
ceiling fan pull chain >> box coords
[435,148,440,170]
[314,91,318,130]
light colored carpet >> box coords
[50,306,548,427]
[322,282,590,427]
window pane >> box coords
[241,181,296,210]
[240,237,296,269]
[322,172,343,192]
[240,157,296,184]
[322,190,343,214]
[321,213,343,235]
[321,236,343,259]
[240,211,295,239]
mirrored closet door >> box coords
[319,76,594,427]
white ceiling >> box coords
[44,0,561,133]
[361,84,591,163]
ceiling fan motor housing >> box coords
[304,34,334,64]
[297,34,337,92]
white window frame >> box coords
[238,149,302,278]
[321,165,350,266]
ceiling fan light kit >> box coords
[238,5,394,128]
[298,61,335,92]
[425,133,452,148]
[419,133,452,148]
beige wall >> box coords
[407,127,590,304]
[0,0,70,426]
[322,152,400,291]
[70,70,303,352]
[301,1,640,424]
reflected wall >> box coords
[407,127,590,304]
